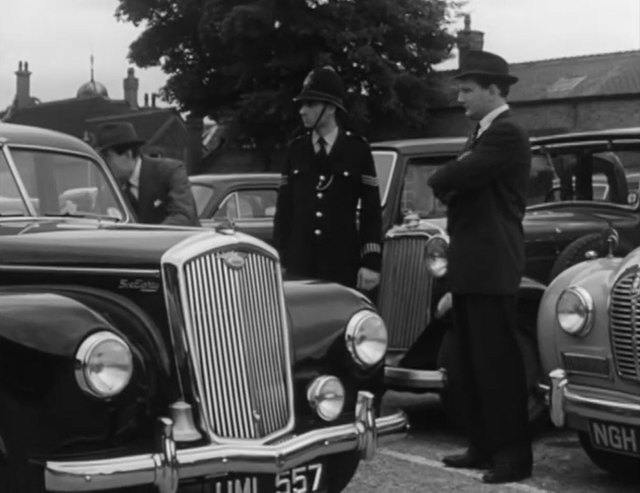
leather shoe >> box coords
[442,450,492,469]
[482,462,532,484]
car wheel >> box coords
[578,431,640,480]
[548,233,631,282]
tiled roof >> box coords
[435,50,640,105]
[6,96,131,138]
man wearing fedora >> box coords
[273,66,383,291]
[428,50,533,483]
[95,122,200,226]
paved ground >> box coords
[343,391,640,492]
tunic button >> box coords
[343,171,350,177]
[319,174,326,181]
[314,229,322,236]
[317,192,323,199]
[316,211,323,218]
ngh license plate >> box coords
[588,419,640,457]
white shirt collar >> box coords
[477,104,510,137]
[313,127,339,153]
[129,157,142,189]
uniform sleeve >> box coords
[357,142,383,272]
[162,162,201,226]
[428,121,526,193]
[273,150,294,266]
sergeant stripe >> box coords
[361,243,381,255]
[280,176,288,186]
[361,175,378,187]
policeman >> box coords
[273,66,383,290]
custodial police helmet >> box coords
[294,66,346,113]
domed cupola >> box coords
[76,55,109,99]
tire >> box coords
[578,431,640,480]
[548,233,630,282]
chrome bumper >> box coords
[45,391,408,493]
[384,366,447,390]
[548,369,640,428]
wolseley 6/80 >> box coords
[373,129,640,421]
[0,122,407,492]
[538,229,640,479]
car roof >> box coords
[533,127,640,146]
[0,122,98,155]
[371,137,467,155]
[189,173,281,186]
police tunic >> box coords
[273,130,383,288]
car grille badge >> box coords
[220,251,247,270]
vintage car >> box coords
[0,122,407,493]
[189,173,281,245]
[375,128,640,421]
[538,229,640,478]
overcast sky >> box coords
[1,0,639,110]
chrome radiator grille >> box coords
[179,246,292,440]
[378,234,433,350]
[610,269,640,381]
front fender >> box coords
[283,280,382,420]
[283,280,374,364]
[0,291,108,357]
[536,257,622,377]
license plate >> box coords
[210,462,325,493]
[588,419,640,457]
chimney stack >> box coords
[123,67,139,109]
[15,61,32,110]
[457,14,484,69]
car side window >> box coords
[214,189,277,220]
[0,151,27,215]
[541,148,639,207]
[401,156,453,219]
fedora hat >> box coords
[95,122,145,151]
[455,50,518,85]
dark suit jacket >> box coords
[132,156,200,226]
[273,129,383,288]
[427,111,531,294]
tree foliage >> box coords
[116,0,461,152]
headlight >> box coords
[556,286,594,336]
[425,235,449,278]
[307,376,345,421]
[345,310,388,368]
[75,331,133,398]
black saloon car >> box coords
[375,128,640,420]
[0,122,407,492]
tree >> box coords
[116,0,462,164]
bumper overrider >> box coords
[45,392,408,493]
[547,369,640,428]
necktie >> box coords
[317,136,328,157]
